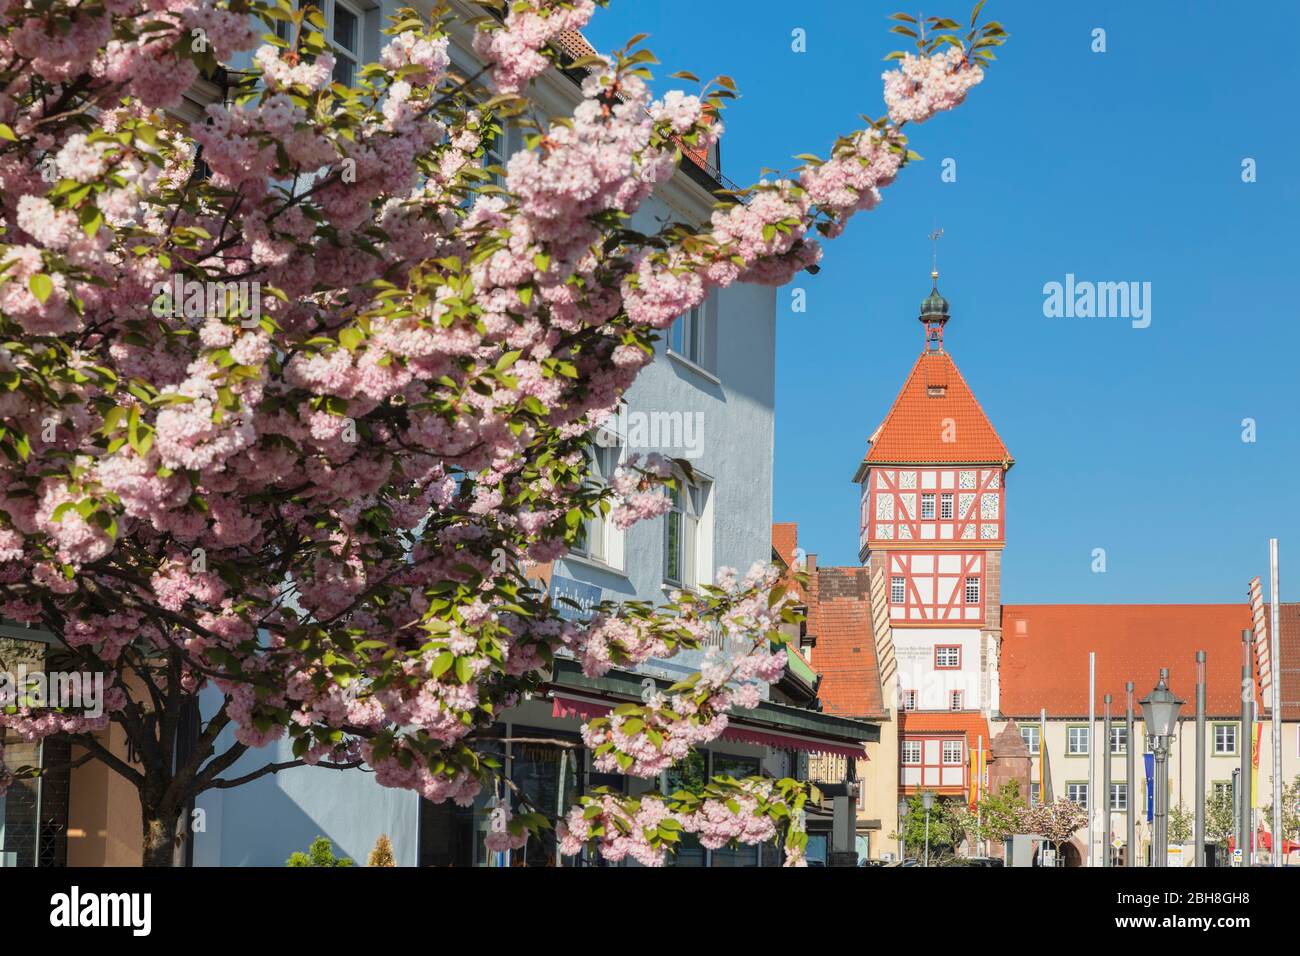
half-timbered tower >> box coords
[851,273,1013,796]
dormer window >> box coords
[927,385,947,398]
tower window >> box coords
[890,576,906,604]
[935,645,961,669]
[940,493,954,520]
[964,576,980,605]
[920,493,935,520]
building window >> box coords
[669,300,709,369]
[1067,725,1089,755]
[664,478,708,589]
[900,689,917,712]
[1021,725,1040,755]
[949,690,964,711]
[1212,780,1233,800]
[328,0,364,86]
[1109,782,1127,811]
[940,493,954,520]
[890,576,906,604]
[1029,782,1041,806]
[942,740,963,765]
[964,576,980,605]
[934,645,960,669]
[1214,723,1237,755]
[572,443,619,566]
[1110,726,1127,754]
[920,493,935,520]
[1066,782,1089,809]
[901,741,921,765]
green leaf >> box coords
[431,651,454,678]
[28,274,53,304]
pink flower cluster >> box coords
[472,0,597,94]
[882,47,983,125]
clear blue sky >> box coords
[584,1,1299,603]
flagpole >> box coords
[1126,681,1136,866]
[1088,652,1096,867]
[1103,694,1112,867]
[1270,539,1282,867]
[977,735,984,857]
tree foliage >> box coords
[0,0,1003,865]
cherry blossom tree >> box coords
[1022,798,1088,866]
[0,0,1004,865]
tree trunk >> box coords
[141,805,182,867]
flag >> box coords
[1144,752,1155,822]
[969,747,979,805]
[1251,722,1262,809]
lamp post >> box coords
[1140,668,1185,867]
[921,790,935,868]
[897,799,908,863]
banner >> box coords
[1251,722,1262,808]
[1144,752,1154,822]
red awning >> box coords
[550,694,867,759]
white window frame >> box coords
[1110,725,1127,755]
[890,576,906,604]
[1066,782,1089,809]
[1067,725,1089,755]
[663,475,710,590]
[1021,725,1040,755]
[920,493,936,520]
[964,576,980,605]
[1214,723,1237,755]
[1109,782,1127,811]
[571,439,624,571]
[949,690,963,712]
[900,689,917,712]
[941,740,963,765]
[901,740,921,765]
[939,492,954,520]
[934,645,960,668]
[667,294,714,373]
[327,0,364,87]
[1029,782,1041,806]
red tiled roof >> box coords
[772,522,798,568]
[1277,603,1300,721]
[999,604,1256,718]
[898,710,993,745]
[807,566,886,719]
[771,522,806,605]
[862,351,1011,466]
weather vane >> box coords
[928,226,944,282]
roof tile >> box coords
[862,351,1011,465]
[1000,604,1256,718]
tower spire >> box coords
[920,228,950,352]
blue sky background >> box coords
[584,1,1300,603]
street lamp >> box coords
[921,790,935,868]
[1140,668,1184,867]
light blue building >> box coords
[182,1,878,868]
